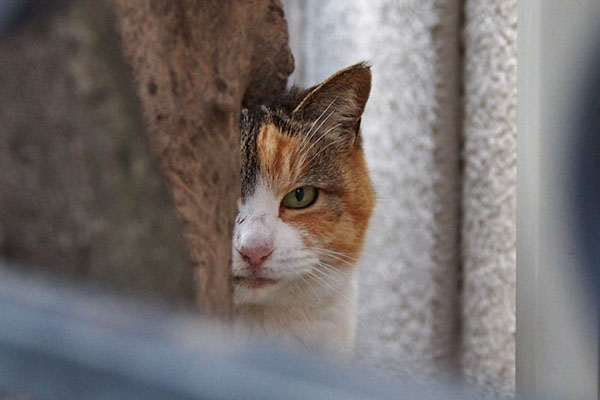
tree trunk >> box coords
[113,0,294,314]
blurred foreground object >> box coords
[574,43,600,307]
[0,0,65,35]
[516,1,600,398]
[0,264,481,399]
[0,0,194,302]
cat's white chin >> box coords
[232,276,286,306]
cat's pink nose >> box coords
[238,245,273,267]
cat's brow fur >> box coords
[240,62,371,200]
[234,62,375,356]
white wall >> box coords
[283,0,462,378]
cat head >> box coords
[232,63,375,307]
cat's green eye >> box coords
[282,186,318,209]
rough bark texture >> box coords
[113,0,294,314]
[0,1,195,303]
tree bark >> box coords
[113,0,294,314]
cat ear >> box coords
[293,62,371,147]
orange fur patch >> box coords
[256,124,375,270]
[257,124,302,194]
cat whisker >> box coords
[296,272,311,287]
[291,275,318,308]
[307,248,361,268]
[299,96,338,150]
[325,249,377,263]
[313,264,349,287]
[314,264,355,295]
[308,245,375,260]
[289,271,337,307]
[321,254,356,268]
[299,124,344,168]
[309,265,355,302]
[279,255,317,264]
[310,264,339,280]
[315,262,347,280]
[306,268,341,295]
[297,115,337,166]
[308,246,361,260]
[301,134,347,167]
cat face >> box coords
[232,63,375,307]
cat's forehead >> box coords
[240,110,343,201]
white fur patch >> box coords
[232,179,318,306]
[231,177,358,355]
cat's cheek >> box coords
[270,222,313,274]
[281,211,338,243]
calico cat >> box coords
[232,63,375,356]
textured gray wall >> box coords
[283,0,462,378]
[284,1,518,397]
[461,1,517,396]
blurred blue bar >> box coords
[0,0,29,34]
[0,0,66,36]
[0,265,484,399]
